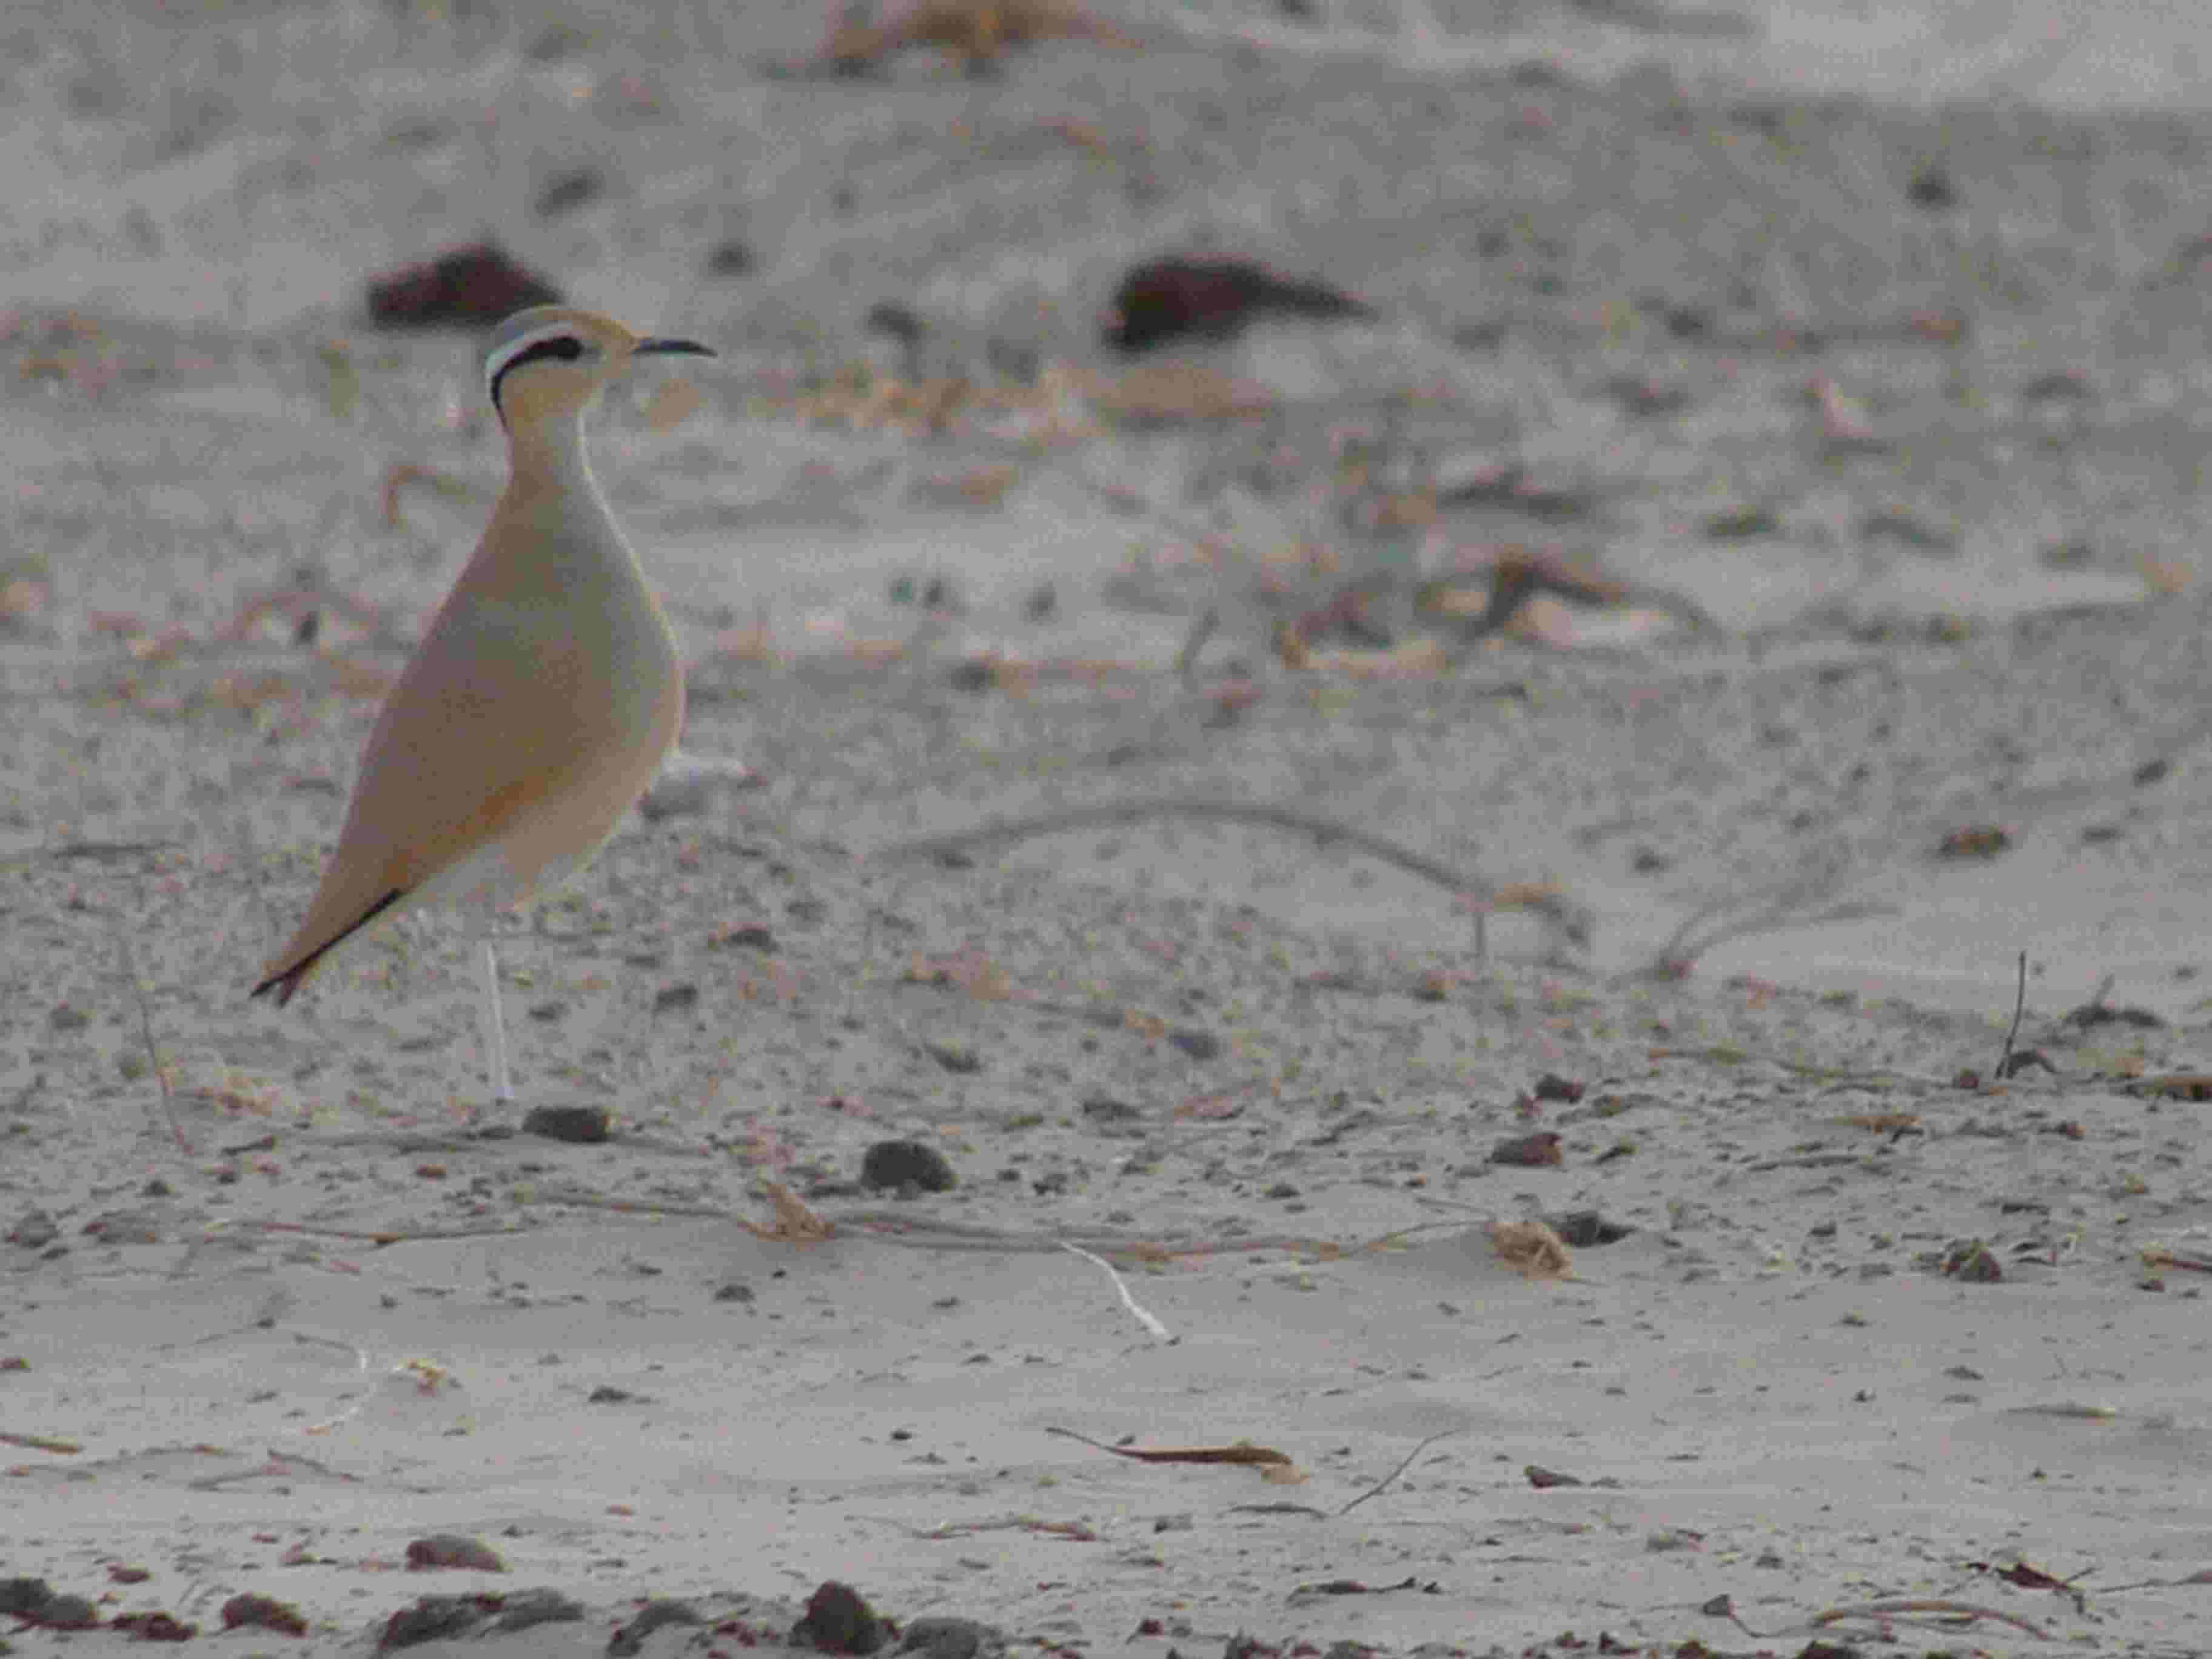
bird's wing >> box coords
[252,615,612,1002]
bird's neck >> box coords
[503,412,605,509]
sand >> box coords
[5,1,2212,1653]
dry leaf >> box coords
[905,950,1013,1001]
[2139,553,2191,595]
[2132,1074,2212,1100]
[1093,359,1273,421]
[955,464,1017,505]
[0,576,49,620]
[1046,1426,1298,1478]
[820,0,1138,71]
[1291,637,1451,680]
[739,1181,831,1245]
[1831,1112,1920,1133]
[1488,1219,1574,1279]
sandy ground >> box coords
[9,1,2212,1655]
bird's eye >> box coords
[487,330,592,413]
[493,333,588,380]
[509,334,585,367]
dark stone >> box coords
[533,167,605,218]
[377,1594,488,1649]
[521,1105,612,1144]
[1544,1210,1633,1247]
[862,1140,957,1193]
[221,1593,309,1635]
[364,243,561,330]
[863,301,927,347]
[706,240,756,277]
[793,1580,888,1654]
[923,1040,983,1073]
[113,1609,195,1639]
[404,1533,504,1572]
[1907,159,1957,210]
[609,1598,701,1655]
[901,1615,1005,1659]
[1489,1131,1563,1167]
[0,1578,55,1617]
[40,1592,99,1629]
[1168,1028,1221,1060]
[1102,256,1373,355]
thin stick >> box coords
[2142,1249,2212,1275]
[879,797,1589,951]
[206,1218,534,1247]
[1722,1594,2057,1644]
[1338,1428,1455,1517]
[1809,1598,2054,1641]
[2097,1571,2212,1594]
[1176,606,1219,688]
[116,927,190,1155]
[1996,949,2028,1079]
[1062,1241,1174,1342]
[534,1190,1473,1260]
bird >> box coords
[251,305,715,1112]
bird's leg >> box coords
[477,936,515,1105]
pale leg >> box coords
[478,937,515,1105]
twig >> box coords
[1176,606,1218,689]
[208,1218,535,1247]
[1632,853,1883,979]
[1809,1598,2054,1641]
[191,1449,364,1489]
[2140,1248,2212,1275]
[1721,1594,2056,1643]
[878,797,1589,953]
[115,926,190,1155]
[2096,1570,2212,1594]
[1044,1426,1293,1469]
[537,1189,1473,1260]
[1062,1241,1174,1342]
[1996,948,2029,1078]
[227,1190,1476,1267]
[889,1515,1099,1542]
[1337,1428,1455,1516]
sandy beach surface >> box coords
[7,1,2212,1653]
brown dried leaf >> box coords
[1831,1112,1920,1133]
[739,1181,832,1246]
[1046,1426,1296,1475]
[905,950,1013,1001]
[1488,1131,1564,1169]
[1488,1219,1574,1279]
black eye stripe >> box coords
[515,335,585,367]
[488,333,588,412]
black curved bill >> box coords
[635,337,716,358]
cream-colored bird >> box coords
[252,306,714,1108]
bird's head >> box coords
[481,306,714,429]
